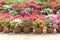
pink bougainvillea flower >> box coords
[50,1,56,8]
[3,13,14,20]
[49,17,58,24]
[32,10,40,16]
[28,3,36,8]
[13,4,19,10]
[30,15,36,21]
[14,15,23,20]
[48,14,57,18]
[52,24,58,29]
[0,14,4,19]
[53,8,57,12]
[23,17,30,21]
[57,14,60,19]
[20,9,30,16]
[36,16,46,22]
[1,0,6,3]
[36,5,42,9]
[13,4,19,8]
[19,3,27,8]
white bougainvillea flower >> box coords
[11,18,22,24]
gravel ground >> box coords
[0,32,60,40]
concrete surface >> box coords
[0,32,60,40]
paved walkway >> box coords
[0,33,60,40]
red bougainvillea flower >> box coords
[28,3,36,8]
[13,4,19,9]
[32,10,40,16]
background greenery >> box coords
[5,0,60,4]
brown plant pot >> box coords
[3,27,10,33]
[30,28,33,32]
[29,26,33,32]
[14,27,21,33]
[0,27,3,32]
[23,27,30,33]
[10,28,13,32]
[35,28,43,34]
[56,27,60,33]
[47,27,54,33]
[21,27,23,32]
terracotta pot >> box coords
[0,27,3,32]
[56,27,60,33]
[10,28,13,32]
[47,27,54,33]
[14,27,21,33]
[3,27,10,33]
[29,26,33,32]
[35,28,43,34]
[30,28,33,32]
[21,27,23,32]
[23,27,30,33]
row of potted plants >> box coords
[0,13,60,33]
[0,0,60,34]
[0,19,60,33]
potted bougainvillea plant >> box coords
[56,19,60,33]
[46,20,54,33]
[33,19,45,34]
[3,19,10,33]
[10,18,22,33]
[22,19,33,33]
[0,19,4,32]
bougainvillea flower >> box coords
[50,1,56,8]
[36,5,42,9]
[13,4,19,9]
[19,3,27,8]
[14,15,23,20]
[32,10,40,16]
[53,8,57,12]
[20,9,30,16]
[30,15,36,21]
[57,14,60,19]
[28,3,36,8]
[1,0,6,2]
[52,24,58,29]
[23,17,30,21]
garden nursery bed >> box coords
[0,0,60,34]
